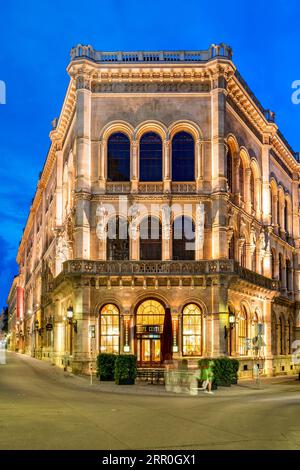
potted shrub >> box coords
[96,353,117,381]
[115,355,137,385]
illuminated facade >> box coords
[8,44,300,376]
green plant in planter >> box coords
[230,358,240,384]
[96,353,117,381]
[115,355,137,385]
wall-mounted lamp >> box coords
[67,306,77,333]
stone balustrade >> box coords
[70,44,233,63]
[60,259,278,291]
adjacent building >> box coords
[8,43,300,376]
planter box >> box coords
[116,378,135,385]
[99,376,114,382]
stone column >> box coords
[195,138,203,192]
[163,139,171,193]
[74,74,92,259]
[72,282,90,374]
[263,300,274,376]
[96,139,106,193]
[131,141,138,193]
[210,71,228,259]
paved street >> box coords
[0,352,300,450]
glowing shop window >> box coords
[136,300,165,328]
[238,308,247,356]
[182,304,202,356]
[100,304,120,354]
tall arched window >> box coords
[278,316,284,355]
[250,169,255,210]
[227,147,233,193]
[229,234,235,259]
[107,217,129,260]
[238,306,248,355]
[172,131,195,181]
[107,132,130,181]
[172,216,195,260]
[239,159,244,201]
[286,259,291,291]
[271,249,276,279]
[241,241,246,268]
[100,304,120,354]
[271,311,277,355]
[139,132,162,181]
[140,216,162,260]
[279,254,283,285]
[284,200,288,233]
[182,304,202,356]
[252,247,257,272]
[287,318,293,354]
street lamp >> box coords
[224,311,235,355]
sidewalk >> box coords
[9,352,299,399]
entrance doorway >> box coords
[137,337,161,366]
[135,299,165,367]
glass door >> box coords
[137,337,161,366]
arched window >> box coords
[172,216,195,260]
[107,132,130,181]
[284,200,288,233]
[278,253,283,284]
[140,132,162,181]
[239,159,244,201]
[287,318,293,354]
[271,311,277,355]
[100,304,120,354]
[252,312,259,345]
[136,300,165,331]
[140,217,162,260]
[252,247,257,272]
[241,241,246,268]
[250,169,255,210]
[229,234,235,259]
[227,147,233,192]
[286,259,291,291]
[271,249,276,279]
[238,306,248,355]
[182,304,202,356]
[106,217,129,260]
[278,316,284,355]
[172,131,195,181]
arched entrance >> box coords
[136,299,165,366]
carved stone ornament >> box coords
[56,234,69,263]
[92,81,210,94]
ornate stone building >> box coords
[8,44,300,376]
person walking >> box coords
[199,359,214,394]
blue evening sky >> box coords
[0,0,300,307]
